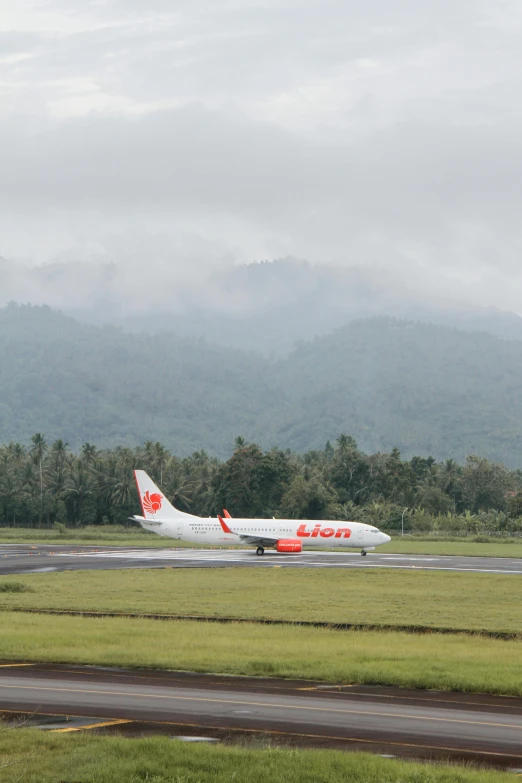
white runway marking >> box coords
[368,564,522,574]
[66,549,252,556]
[50,549,402,560]
[51,548,370,561]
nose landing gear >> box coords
[256,546,265,556]
[361,550,367,556]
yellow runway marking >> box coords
[297,685,522,710]
[298,685,355,690]
[1,682,521,731]
[7,666,519,711]
[51,719,131,733]
[0,664,34,668]
[0,708,521,760]
[161,721,522,759]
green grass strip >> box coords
[1,568,521,634]
[0,525,192,547]
[0,730,515,783]
[9,607,522,640]
[2,611,522,695]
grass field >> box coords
[2,611,522,695]
[1,568,521,634]
[0,730,514,783]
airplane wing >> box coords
[218,515,279,546]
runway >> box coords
[1,543,522,575]
[2,663,522,767]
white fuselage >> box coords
[139,516,390,550]
[132,470,390,553]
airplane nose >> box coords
[382,533,391,543]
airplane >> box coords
[133,470,391,556]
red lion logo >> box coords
[142,491,163,514]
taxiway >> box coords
[1,663,522,767]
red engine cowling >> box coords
[276,539,302,553]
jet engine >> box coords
[276,539,302,553]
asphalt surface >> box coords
[2,543,522,575]
[2,664,522,768]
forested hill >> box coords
[2,303,522,465]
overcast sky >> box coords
[2,0,522,311]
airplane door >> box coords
[358,527,363,540]
[176,522,183,539]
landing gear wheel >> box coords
[256,546,265,556]
[361,550,367,556]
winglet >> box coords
[218,514,235,535]
[223,509,232,518]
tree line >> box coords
[1,434,522,534]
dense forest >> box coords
[3,303,522,464]
[1,434,522,533]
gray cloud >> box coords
[2,0,522,312]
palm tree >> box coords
[440,459,460,492]
[47,439,69,495]
[297,451,325,482]
[30,433,47,526]
[184,452,219,515]
[7,442,25,468]
[81,443,98,466]
[143,440,156,473]
[22,460,39,519]
[63,466,92,525]
[109,470,135,506]
[337,434,350,452]
[95,456,119,509]
[147,442,169,488]
[336,434,357,453]
[415,467,438,493]
[164,471,195,512]
[0,463,23,526]
[340,501,365,522]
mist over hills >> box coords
[3,256,522,353]
[2,303,522,466]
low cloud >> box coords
[2,0,522,313]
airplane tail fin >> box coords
[134,470,195,520]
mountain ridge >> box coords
[2,303,522,465]
[3,257,522,353]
